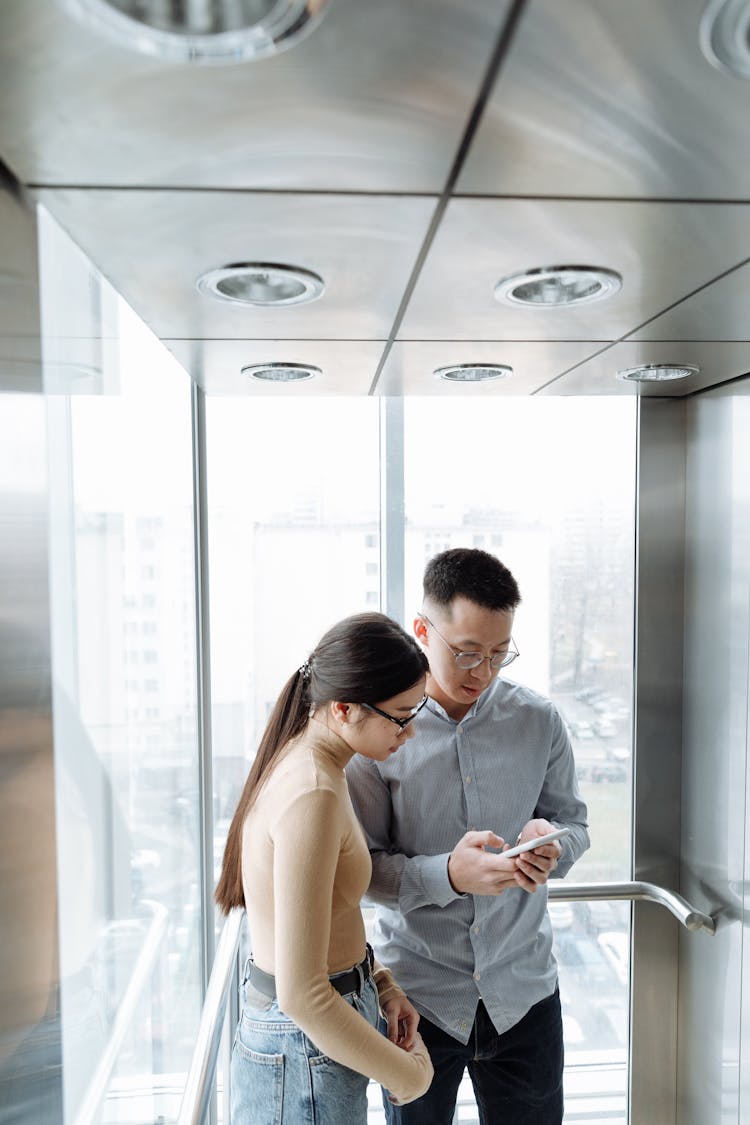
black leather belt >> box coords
[247,944,374,999]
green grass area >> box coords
[573,780,631,882]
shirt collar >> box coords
[426,677,501,724]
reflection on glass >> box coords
[42,208,202,1125]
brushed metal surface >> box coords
[630,399,687,1125]
[61,0,329,65]
[34,190,437,342]
[0,175,62,1120]
[631,255,750,342]
[0,408,62,1120]
[458,0,750,199]
[548,881,715,934]
[539,340,750,397]
[678,376,750,1123]
[399,198,750,344]
[0,0,508,192]
[165,337,385,394]
[378,339,600,395]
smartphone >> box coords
[501,827,570,859]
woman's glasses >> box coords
[361,694,429,730]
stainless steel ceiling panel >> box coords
[33,190,437,341]
[538,341,750,397]
[459,0,750,199]
[377,340,601,396]
[629,258,750,342]
[398,198,750,342]
[164,338,384,395]
[0,0,509,192]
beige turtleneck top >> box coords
[241,722,433,1105]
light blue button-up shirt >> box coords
[346,675,590,1044]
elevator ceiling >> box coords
[1,0,749,397]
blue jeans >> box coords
[231,964,380,1124]
[383,989,563,1125]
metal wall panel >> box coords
[679,375,750,1123]
[0,168,42,392]
[630,398,686,1125]
[0,180,62,1122]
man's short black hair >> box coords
[423,548,521,614]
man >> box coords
[346,548,589,1124]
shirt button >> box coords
[473,926,480,934]
[465,775,472,784]
[459,1022,467,1032]
[474,971,481,981]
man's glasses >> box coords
[361,694,429,730]
[422,614,519,671]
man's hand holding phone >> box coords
[447,830,521,895]
[506,819,568,890]
[447,823,569,896]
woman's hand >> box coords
[381,994,421,1050]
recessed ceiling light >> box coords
[494,266,622,308]
[242,362,320,383]
[700,0,750,79]
[434,363,512,383]
[196,263,325,307]
[62,0,329,64]
[616,363,700,383]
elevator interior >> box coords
[1,2,750,1123]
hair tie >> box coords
[299,660,312,681]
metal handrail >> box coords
[73,900,169,1125]
[176,885,714,1124]
[548,880,716,934]
[177,907,244,1125]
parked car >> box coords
[556,933,619,988]
[582,899,629,935]
[591,761,628,782]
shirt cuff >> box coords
[400,852,465,912]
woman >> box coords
[215,612,434,1123]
